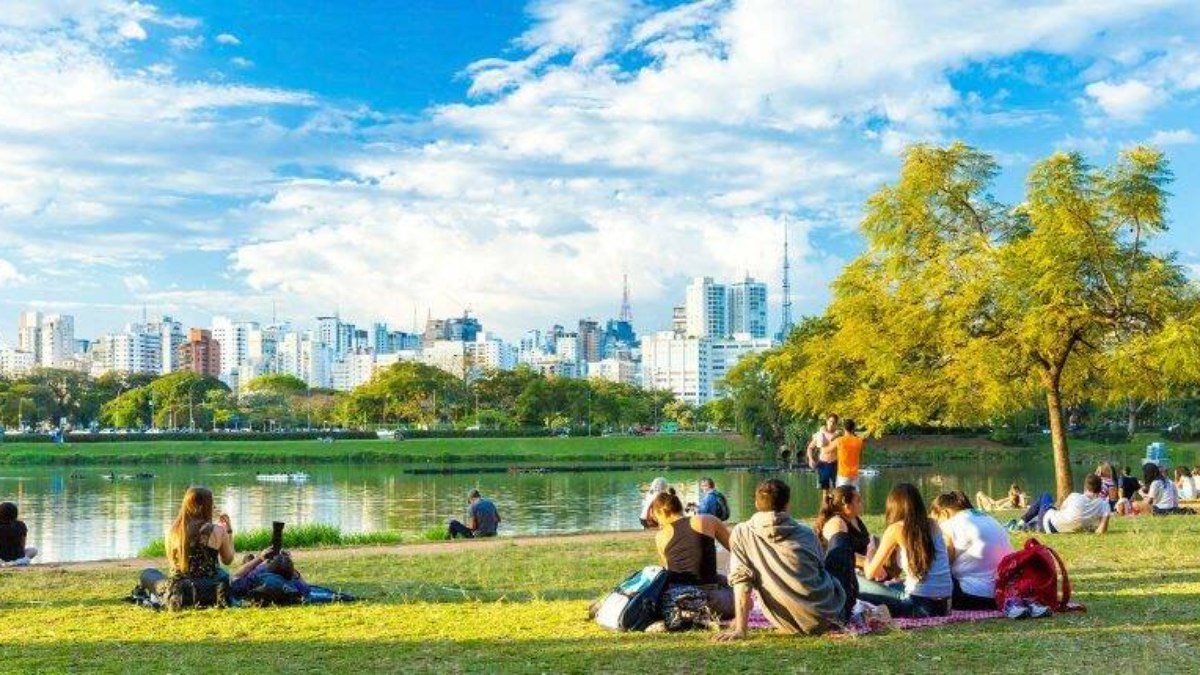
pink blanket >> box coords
[746,597,1084,634]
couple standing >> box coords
[806,414,863,492]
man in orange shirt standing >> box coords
[823,419,864,489]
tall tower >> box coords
[619,274,633,322]
[778,219,794,342]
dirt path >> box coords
[33,530,657,573]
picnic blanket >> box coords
[745,595,1084,635]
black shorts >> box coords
[816,461,838,489]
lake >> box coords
[0,457,1071,563]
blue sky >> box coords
[0,0,1198,341]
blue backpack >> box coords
[594,566,668,631]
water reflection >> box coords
[0,459,1066,563]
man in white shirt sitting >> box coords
[1018,474,1111,535]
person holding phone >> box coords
[139,486,236,599]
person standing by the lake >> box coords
[0,502,37,567]
[823,419,863,489]
[806,414,841,496]
[448,489,501,539]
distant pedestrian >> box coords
[640,477,671,529]
[694,477,731,522]
[448,489,501,539]
[807,414,841,495]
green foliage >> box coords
[774,143,1200,497]
[138,523,405,557]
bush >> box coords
[988,428,1029,446]
[138,523,404,558]
[1069,429,1133,445]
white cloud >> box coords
[0,259,24,286]
[118,20,147,41]
[168,34,203,50]
[229,56,253,69]
[1148,128,1198,146]
[123,274,150,292]
[4,0,1200,335]
[1084,79,1163,121]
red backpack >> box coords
[994,538,1071,610]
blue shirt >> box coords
[696,491,721,517]
[470,499,500,536]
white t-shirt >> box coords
[1146,478,1179,510]
[1178,477,1197,500]
[1045,493,1111,533]
[941,509,1014,598]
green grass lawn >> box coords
[0,434,759,466]
[1,516,1198,673]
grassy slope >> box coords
[1,517,1197,673]
[0,434,759,466]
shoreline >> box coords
[13,529,655,571]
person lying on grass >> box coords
[858,483,954,618]
[651,490,734,620]
[0,502,37,567]
[714,478,852,641]
[1020,474,1111,533]
[231,549,310,604]
[974,484,1027,512]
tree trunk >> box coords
[1126,399,1138,437]
[1046,384,1073,501]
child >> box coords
[0,502,38,566]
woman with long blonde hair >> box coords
[139,487,236,602]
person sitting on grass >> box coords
[858,483,954,618]
[931,491,1013,610]
[139,486,236,599]
[651,491,734,620]
[692,477,730,521]
[974,484,1027,512]
[1095,462,1118,505]
[448,489,501,539]
[1132,463,1180,516]
[715,478,851,641]
[814,485,872,569]
[639,477,670,529]
[1175,466,1198,501]
[0,502,37,567]
[1020,474,1111,533]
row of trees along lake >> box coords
[3,144,1200,498]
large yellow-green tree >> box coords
[777,143,1197,499]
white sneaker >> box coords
[1027,601,1053,618]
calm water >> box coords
[0,458,1070,563]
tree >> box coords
[777,143,1198,499]
[721,351,788,445]
[349,362,466,426]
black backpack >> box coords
[165,575,230,611]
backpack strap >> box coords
[1042,544,1071,610]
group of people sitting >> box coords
[645,476,1025,638]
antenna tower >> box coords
[780,219,794,341]
[619,274,633,323]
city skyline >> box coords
[2,2,1199,339]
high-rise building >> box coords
[577,319,602,364]
[145,316,185,374]
[0,346,35,377]
[315,316,345,355]
[17,311,41,363]
[279,331,332,389]
[728,276,769,339]
[39,313,75,367]
[211,316,258,384]
[642,332,709,405]
[671,306,687,337]
[90,326,162,376]
[685,277,727,339]
[178,329,221,378]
